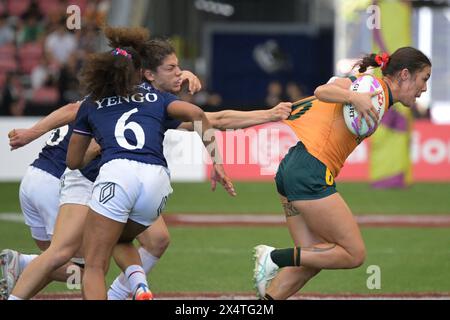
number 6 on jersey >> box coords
[114,108,145,150]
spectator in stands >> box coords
[46,11,65,33]
[77,23,101,55]
[58,53,81,104]
[194,89,223,109]
[286,81,306,102]
[17,11,45,44]
[0,0,112,117]
[190,77,223,109]
[30,55,57,90]
[1,72,25,116]
[265,80,283,106]
[21,0,44,19]
[85,0,111,26]
[8,98,26,116]
[203,92,223,109]
[45,18,77,67]
[0,14,14,45]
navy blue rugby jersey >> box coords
[31,123,102,182]
[73,84,181,168]
[31,124,72,179]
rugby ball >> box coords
[343,75,386,136]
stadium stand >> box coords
[0,0,109,116]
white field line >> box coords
[33,292,450,300]
[163,214,450,227]
[2,213,450,227]
[0,213,24,223]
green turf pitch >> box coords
[1,181,449,295]
[1,182,449,214]
[166,182,450,214]
[1,221,450,294]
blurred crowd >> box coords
[179,79,307,112]
[0,0,310,117]
[264,80,306,106]
[0,0,110,116]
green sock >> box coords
[270,247,301,268]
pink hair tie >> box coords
[112,48,132,59]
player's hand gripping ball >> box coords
[343,75,386,136]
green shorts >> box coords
[275,141,337,201]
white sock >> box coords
[107,278,129,300]
[107,248,159,300]
[124,265,147,293]
[8,294,23,300]
[138,247,160,274]
[19,254,38,273]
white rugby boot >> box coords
[253,245,279,298]
[0,249,21,300]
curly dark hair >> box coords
[102,25,175,72]
[78,46,142,101]
[103,25,150,57]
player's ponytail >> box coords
[357,53,381,73]
[79,46,142,101]
[357,47,431,76]
[103,25,149,56]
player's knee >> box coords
[349,246,366,268]
[84,255,110,270]
[145,234,171,257]
[157,235,171,253]
[48,248,77,269]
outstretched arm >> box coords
[8,102,81,150]
[167,100,236,197]
[177,102,292,131]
